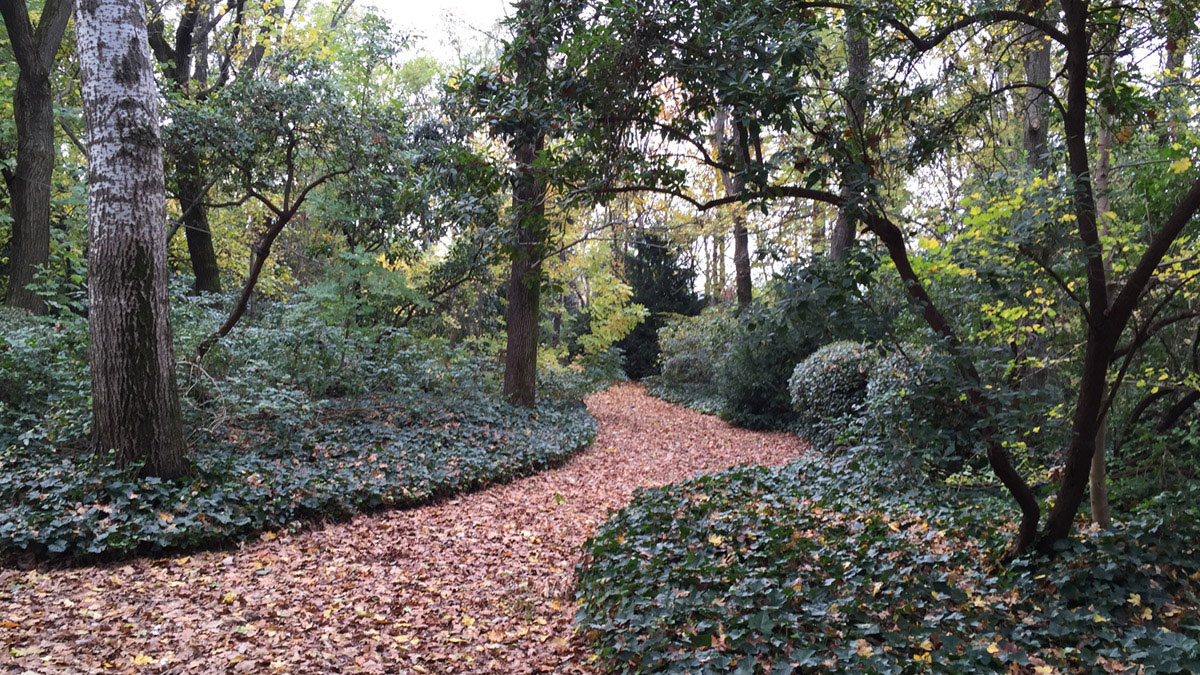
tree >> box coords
[0,0,74,313]
[829,7,869,261]
[616,231,702,379]
[187,53,397,359]
[476,0,559,407]
[75,0,188,478]
[550,0,1200,555]
[147,0,225,293]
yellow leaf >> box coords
[986,642,1000,655]
[1141,607,1153,620]
[1034,667,1054,675]
[918,639,934,651]
[1128,593,1142,607]
[913,651,931,663]
[461,616,476,627]
[157,512,173,523]
[131,653,156,666]
[222,591,238,604]
[1093,614,1109,623]
[1170,157,1193,174]
[708,534,725,546]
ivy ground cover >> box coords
[0,397,595,560]
[576,458,1200,674]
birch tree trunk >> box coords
[76,0,188,478]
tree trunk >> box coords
[712,110,752,306]
[177,150,222,293]
[1089,46,1116,529]
[4,69,53,313]
[1090,420,1111,527]
[1021,0,1052,171]
[830,10,868,260]
[502,0,551,408]
[503,129,546,407]
[149,0,223,293]
[0,0,75,314]
[76,0,188,478]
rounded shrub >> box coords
[788,341,876,443]
[856,350,982,477]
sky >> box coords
[365,0,511,59]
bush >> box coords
[576,456,1200,674]
[852,350,983,478]
[0,293,600,560]
[0,309,91,451]
[787,341,876,444]
[538,346,626,403]
[645,306,737,413]
[718,257,896,430]
[717,303,823,430]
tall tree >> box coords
[500,0,554,407]
[147,0,222,293]
[0,0,74,313]
[712,109,753,306]
[76,0,188,478]
[555,0,1200,555]
[829,8,869,261]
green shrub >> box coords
[787,341,876,444]
[576,456,1200,674]
[645,306,737,413]
[717,257,896,430]
[0,292,599,560]
[852,350,982,478]
[0,309,91,451]
[717,303,823,430]
[538,346,626,403]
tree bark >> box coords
[149,0,223,293]
[712,110,752,306]
[502,0,551,407]
[178,150,222,293]
[1089,45,1116,529]
[0,0,75,314]
[1021,0,1052,171]
[830,9,868,260]
[76,0,188,478]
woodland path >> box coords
[1,384,806,674]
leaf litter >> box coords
[0,384,805,674]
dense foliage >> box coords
[646,306,737,414]
[615,233,704,380]
[650,255,898,430]
[787,341,876,446]
[0,294,601,560]
[576,457,1200,674]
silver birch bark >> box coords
[76,0,188,478]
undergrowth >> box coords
[575,456,1200,674]
[0,296,604,561]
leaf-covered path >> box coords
[1,385,805,674]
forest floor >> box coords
[0,384,806,674]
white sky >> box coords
[364,0,511,59]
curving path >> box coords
[0,384,805,674]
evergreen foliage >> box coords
[615,233,703,380]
